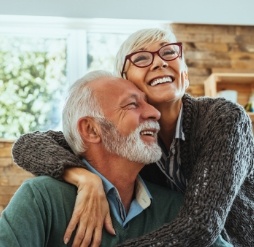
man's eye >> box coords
[126,102,138,109]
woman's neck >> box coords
[157,101,182,150]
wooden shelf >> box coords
[204,73,254,123]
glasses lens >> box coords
[130,52,153,67]
[159,44,180,61]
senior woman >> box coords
[12,28,254,247]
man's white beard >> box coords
[100,120,162,164]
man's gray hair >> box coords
[62,70,113,156]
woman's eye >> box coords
[133,55,147,63]
[163,49,175,56]
[131,52,151,65]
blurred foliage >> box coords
[0,37,67,139]
[87,32,128,73]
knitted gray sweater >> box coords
[12,94,254,247]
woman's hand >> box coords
[62,167,115,247]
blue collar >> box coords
[82,158,152,226]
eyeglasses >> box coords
[121,42,182,77]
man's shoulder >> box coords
[131,180,184,228]
[144,180,183,204]
[22,176,76,194]
[24,175,65,185]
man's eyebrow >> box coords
[140,91,148,101]
[143,94,148,102]
[133,92,147,101]
[121,93,143,104]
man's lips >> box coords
[140,128,158,137]
[140,128,159,143]
[149,76,175,86]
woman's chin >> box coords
[148,91,183,105]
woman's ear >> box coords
[78,117,101,143]
[183,71,189,89]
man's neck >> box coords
[115,179,136,213]
[86,151,144,213]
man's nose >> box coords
[142,102,161,121]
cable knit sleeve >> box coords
[117,98,254,247]
[12,130,85,179]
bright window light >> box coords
[0,15,165,139]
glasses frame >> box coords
[121,42,182,77]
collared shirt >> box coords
[82,159,152,227]
[156,106,187,192]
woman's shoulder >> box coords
[183,94,250,122]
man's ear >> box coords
[183,71,189,89]
[78,117,101,143]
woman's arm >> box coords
[12,130,84,178]
[117,104,254,246]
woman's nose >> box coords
[150,55,168,70]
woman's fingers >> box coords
[62,170,115,247]
[64,189,90,246]
[104,211,115,235]
[64,212,80,244]
[80,224,103,247]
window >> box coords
[0,34,67,138]
[87,32,129,72]
[0,16,164,139]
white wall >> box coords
[0,0,254,26]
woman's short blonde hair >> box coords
[114,27,187,78]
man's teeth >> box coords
[141,130,154,136]
[150,77,172,86]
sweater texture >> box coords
[12,94,254,247]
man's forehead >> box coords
[92,77,146,105]
[92,76,140,93]
[108,78,145,99]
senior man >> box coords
[0,70,231,247]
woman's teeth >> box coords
[150,77,173,86]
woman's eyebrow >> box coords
[137,42,169,52]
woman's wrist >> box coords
[63,167,102,189]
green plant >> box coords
[0,38,67,139]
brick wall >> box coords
[170,24,254,97]
[0,140,33,214]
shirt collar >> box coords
[82,158,152,207]
[175,105,185,140]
